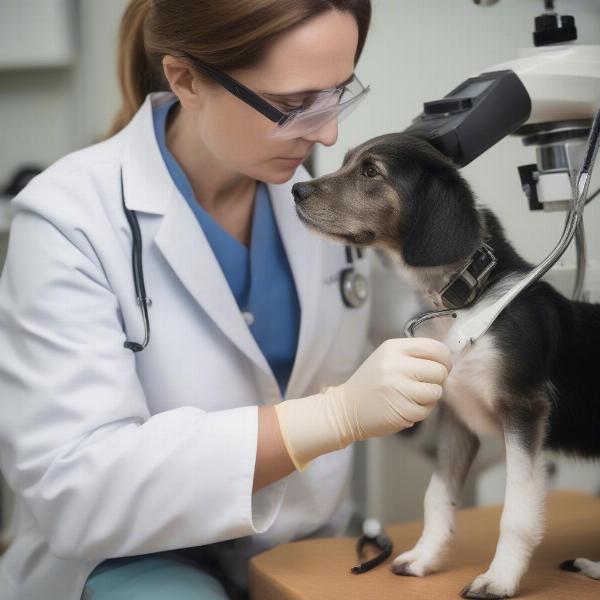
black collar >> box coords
[438,243,497,310]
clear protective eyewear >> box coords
[263,75,371,139]
[181,52,370,139]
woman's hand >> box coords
[274,337,452,470]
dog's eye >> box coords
[363,165,379,178]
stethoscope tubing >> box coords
[121,170,150,352]
[351,531,394,574]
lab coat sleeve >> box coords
[366,249,424,351]
[0,192,285,560]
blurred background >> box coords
[1,0,599,547]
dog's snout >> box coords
[292,182,313,204]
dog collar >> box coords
[438,243,497,310]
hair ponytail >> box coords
[107,0,163,138]
[106,0,371,139]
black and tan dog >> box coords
[291,134,600,599]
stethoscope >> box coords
[351,518,394,574]
[340,245,369,309]
[121,170,151,353]
[120,170,369,353]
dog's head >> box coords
[292,133,482,268]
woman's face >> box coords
[179,10,360,184]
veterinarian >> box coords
[0,1,452,599]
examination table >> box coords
[249,490,600,599]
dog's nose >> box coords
[292,182,313,204]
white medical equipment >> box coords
[404,0,600,352]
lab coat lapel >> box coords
[153,193,276,379]
[269,175,344,400]
[147,157,345,401]
[122,93,273,382]
[154,172,346,402]
[122,93,344,400]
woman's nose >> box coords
[302,117,339,146]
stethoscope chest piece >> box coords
[340,246,368,308]
[341,268,368,308]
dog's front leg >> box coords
[391,404,479,577]
[461,403,548,599]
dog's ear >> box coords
[401,169,481,267]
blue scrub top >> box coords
[153,98,300,396]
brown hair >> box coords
[106,0,372,138]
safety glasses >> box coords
[181,53,370,140]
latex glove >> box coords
[274,337,452,471]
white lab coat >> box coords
[0,92,419,600]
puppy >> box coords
[291,133,600,599]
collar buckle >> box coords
[439,242,497,310]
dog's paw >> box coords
[390,549,437,577]
[560,558,600,580]
[460,572,518,599]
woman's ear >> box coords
[162,55,207,110]
[402,169,482,268]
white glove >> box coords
[274,337,452,471]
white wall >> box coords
[74,0,131,146]
[0,0,129,187]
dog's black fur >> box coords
[292,132,600,597]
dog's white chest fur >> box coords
[418,308,505,438]
[442,334,504,437]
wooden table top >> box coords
[249,490,600,599]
